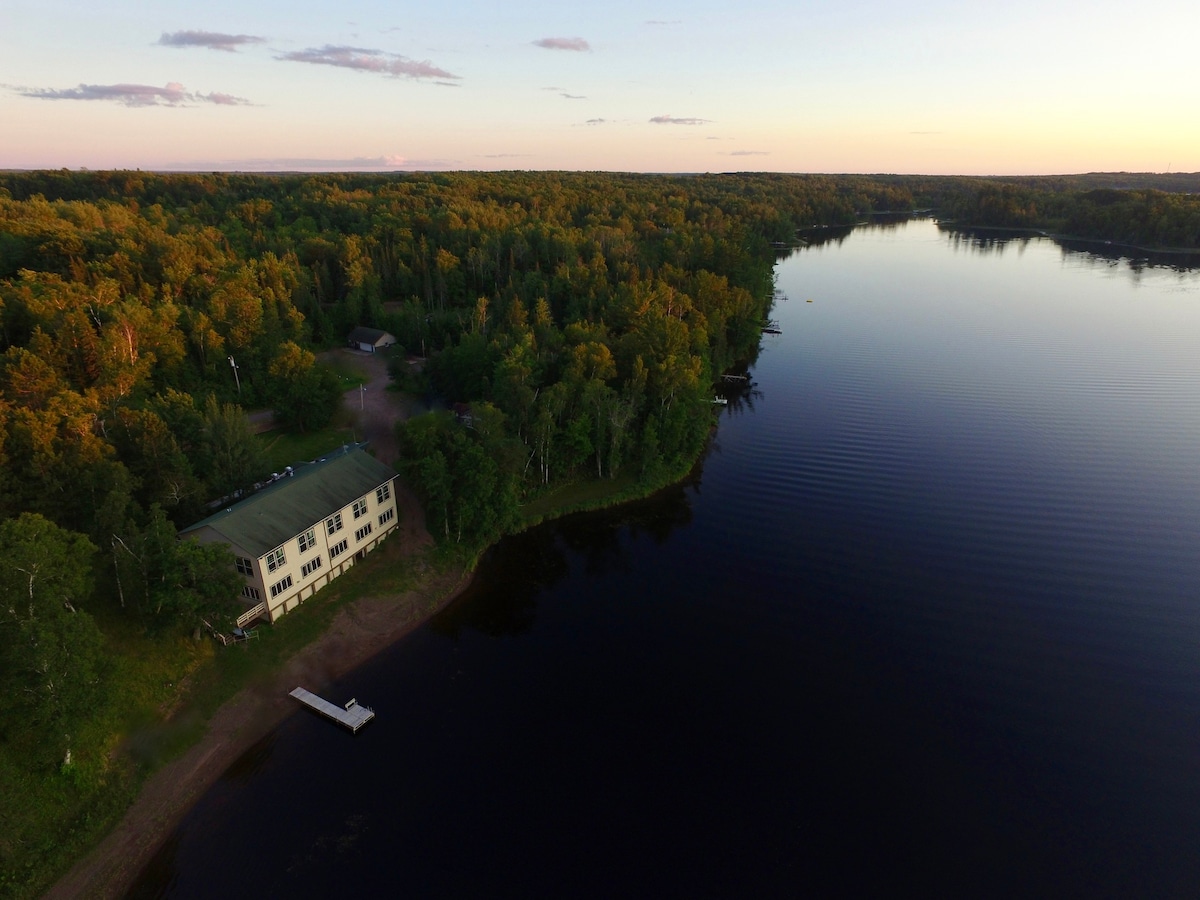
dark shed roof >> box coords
[348,326,394,345]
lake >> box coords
[131,220,1200,897]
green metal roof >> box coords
[181,445,396,557]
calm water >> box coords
[132,221,1200,898]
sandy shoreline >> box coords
[46,350,470,899]
[45,538,473,900]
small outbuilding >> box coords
[348,326,397,353]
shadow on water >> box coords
[775,224,855,259]
[126,833,180,900]
[430,478,698,640]
[428,530,565,639]
[126,733,281,898]
[218,731,277,786]
[716,378,763,416]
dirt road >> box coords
[45,349,444,899]
[330,347,405,465]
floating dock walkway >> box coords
[289,687,375,733]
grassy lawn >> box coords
[520,456,700,530]
[4,443,700,899]
[520,471,650,526]
[257,427,360,472]
[319,356,370,389]
[1,539,453,900]
[0,622,213,900]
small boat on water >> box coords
[711,397,728,405]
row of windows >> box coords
[301,555,323,578]
[243,483,395,578]
[330,538,349,559]
[298,528,317,553]
[242,585,260,601]
[270,575,293,598]
[378,508,394,527]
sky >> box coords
[2,0,1198,175]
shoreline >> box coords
[41,475,679,899]
[938,220,1200,257]
[44,542,475,900]
[43,369,724,899]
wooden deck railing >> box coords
[236,602,268,627]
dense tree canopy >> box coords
[1,169,1196,544]
[3,167,1197,899]
[0,513,105,750]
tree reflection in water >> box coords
[429,480,697,639]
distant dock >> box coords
[289,687,375,733]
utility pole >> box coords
[228,355,241,396]
[360,384,366,410]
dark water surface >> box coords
[132,221,1200,897]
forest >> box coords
[931,177,1200,249]
[0,168,1197,897]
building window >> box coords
[352,497,369,519]
[235,557,254,576]
[266,546,286,572]
[355,522,373,542]
[270,575,293,598]
[298,528,316,554]
[326,513,343,536]
[330,538,349,559]
[376,482,391,504]
[241,585,261,601]
[301,556,323,578]
[378,508,394,527]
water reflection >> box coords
[431,482,697,639]
[429,532,563,638]
[283,812,370,876]
[128,833,181,899]
[219,732,277,785]
[121,218,1200,898]
[1055,236,1200,274]
[940,223,1200,278]
[715,374,764,416]
[942,225,1040,257]
[776,224,855,258]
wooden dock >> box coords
[289,687,375,733]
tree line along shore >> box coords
[1,169,1198,898]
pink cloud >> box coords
[19,82,250,107]
[279,45,459,80]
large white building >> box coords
[181,445,399,625]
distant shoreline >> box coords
[939,221,1200,258]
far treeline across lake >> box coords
[0,169,1199,898]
